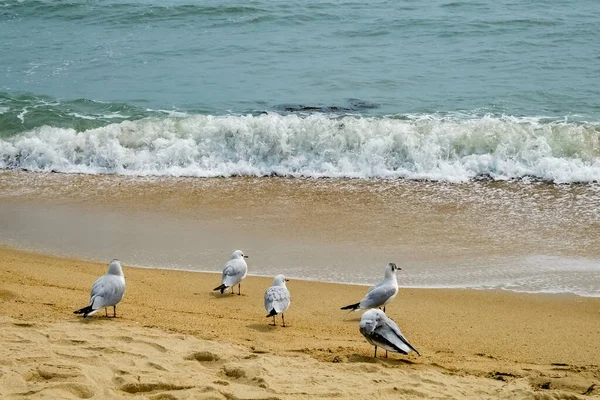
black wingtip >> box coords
[372,332,420,356]
[74,305,93,315]
[405,340,420,356]
[266,309,278,317]
[372,332,409,355]
[396,333,420,356]
[213,284,226,293]
[340,302,360,311]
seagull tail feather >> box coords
[73,305,95,317]
[266,308,278,318]
[340,302,361,311]
[74,305,93,315]
[213,284,227,294]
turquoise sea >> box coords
[0,0,599,182]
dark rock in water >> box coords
[473,173,494,182]
[278,104,339,113]
[346,98,379,110]
[275,99,379,114]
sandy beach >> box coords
[1,246,599,399]
[3,0,600,397]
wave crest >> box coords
[1,114,599,183]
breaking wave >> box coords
[1,113,599,183]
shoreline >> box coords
[2,245,600,398]
[4,241,599,299]
[2,171,600,297]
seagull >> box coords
[359,308,420,358]
[74,259,126,318]
[213,250,249,295]
[341,262,400,312]
[264,274,291,327]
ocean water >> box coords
[1,0,599,295]
[1,0,599,182]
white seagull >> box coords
[359,308,420,358]
[74,259,126,318]
[213,250,249,295]
[264,274,291,327]
[341,262,400,312]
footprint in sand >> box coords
[147,361,168,371]
[185,351,220,362]
[119,382,195,394]
[219,364,270,390]
[12,322,36,328]
[46,382,96,399]
[222,365,247,379]
[132,340,168,353]
[37,363,83,380]
[0,289,17,301]
[17,383,96,399]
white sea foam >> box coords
[149,109,189,118]
[65,112,129,121]
[397,256,600,298]
[1,113,599,183]
[16,107,28,123]
[67,112,97,120]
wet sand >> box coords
[1,246,600,399]
[1,171,599,294]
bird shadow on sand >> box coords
[378,357,417,366]
[344,354,417,365]
[207,292,248,298]
[247,323,281,333]
[73,315,117,324]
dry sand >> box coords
[1,246,599,399]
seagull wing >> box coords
[221,259,247,287]
[88,275,125,311]
[264,286,290,315]
[359,284,397,309]
[366,279,384,294]
[375,316,420,355]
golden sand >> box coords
[1,246,599,399]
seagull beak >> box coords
[243,255,249,258]
[285,279,290,282]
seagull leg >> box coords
[383,306,386,313]
[238,283,241,296]
[282,313,286,327]
[105,308,108,318]
[271,316,276,326]
[374,346,378,358]
[113,306,117,318]
[385,350,388,358]
[231,287,234,294]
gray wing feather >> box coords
[366,279,384,294]
[264,286,290,314]
[222,259,247,287]
[359,284,397,309]
[377,317,419,355]
[89,275,125,310]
